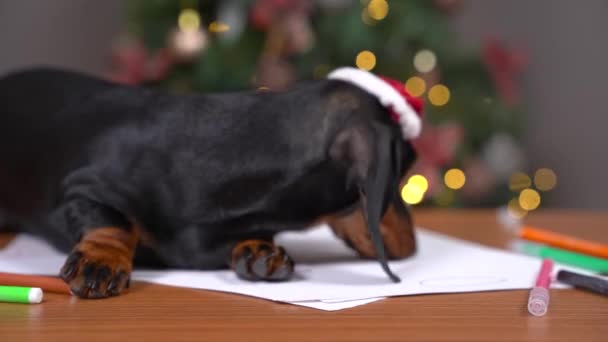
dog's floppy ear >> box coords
[330,122,404,283]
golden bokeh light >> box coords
[208,21,230,33]
[178,9,201,32]
[444,168,466,190]
[401,174,429,205]
[356,50,376,71]
[428,84,450,106]
[401,183,425,205]
[367,0,389,20]
[408,174,429,193]
[361,8,377,26]
[509,172,531,191]
[405,76,426,97]
[507,198,528,219]
[519,188,541,211]
[534,168,557,191]
[413,49,437,73]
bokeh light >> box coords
[170,28,207,59]
[428,84,450,106]
[408,174,429,192]
[534,168,557,191]
[413,49,437,73]
[401,183,425,205]
[367,0,389,20]
[178,9,201,32]
[509,172,531,191]
[400,174,429,205]
[356,50,376,71]
[361,8,377,26]
[208,21,230,33]
[444,168,466,190]
[519,188,541,210]
[405,76,426,97]
[507,198,528,219]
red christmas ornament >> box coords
[106,38,174,85]
[250,0,274,30]
[482,37,527,106]
[249,0,311,31]
[412,122,464,167]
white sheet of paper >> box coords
[0,225,582,311]
[290,297,385,311]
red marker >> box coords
[528,259,553,316]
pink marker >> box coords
[528,259,553,316]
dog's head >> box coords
[325,67,423,282]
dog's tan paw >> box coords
[231,240,295,281]
[59,227,136,298]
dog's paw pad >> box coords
[59,241,132,299]
[232,241,294,282]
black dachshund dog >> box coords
[0,66,421,298]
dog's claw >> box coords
[106,271,127,296]
[269,252,295,281]
[251,256,269,278]
[87,265,110,295]
[106,278,119,295]
[233,248,255,280]
[59,251,82,281]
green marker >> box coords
[512,241,608,273]
[0,286,44,304]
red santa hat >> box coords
[327,67,424,140]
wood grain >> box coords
[1,209,607,341]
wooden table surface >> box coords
[1,209,607,341]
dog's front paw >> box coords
[59,228,135,298]
[231,240,294,281]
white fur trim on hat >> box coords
[327,67,422,139]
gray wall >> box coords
[0,0,606,209]
[451,0,608,209]
[0,0,124,75]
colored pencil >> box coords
[0,272,71,295]
[519,225,608,259]
[511,241,608,274]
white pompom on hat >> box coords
[327,67,424,140]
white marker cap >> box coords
[527,286,549,316]
[28,287,44,304]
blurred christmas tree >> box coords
[109,0,530,209]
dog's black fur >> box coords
[0,67,417,295]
